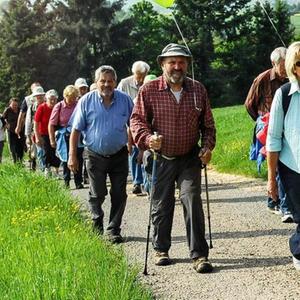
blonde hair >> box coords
[63,85,78,99]
[285,41,300,82]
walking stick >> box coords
[143,133,158,276]
[203,165,213,249]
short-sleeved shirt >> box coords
[71,89,133,155]
[130,76,216,157]
[49,100,77,128]
[34,102,53,136]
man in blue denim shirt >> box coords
[68,65,133,243]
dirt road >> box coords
[72,169,300,300]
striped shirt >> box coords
[130,76,216,156]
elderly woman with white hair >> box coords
[34,89,61,177]
[267,41,300,271]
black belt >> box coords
[161,146,200,161]
[98,146,127,158]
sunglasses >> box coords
[295,61,300,67]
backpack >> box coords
[249,82,292,173]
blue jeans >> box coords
[130,146,144,186]
[278,161,300,259]
[36,144,46,171]
[267,173,290,213]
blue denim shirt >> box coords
[266,81,300,173]
[70,89,133,156]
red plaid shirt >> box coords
[130,76,216,156]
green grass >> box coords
[211,105,267,178]
[0,164,152,299]
[291,13,300,37]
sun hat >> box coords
[45,89,58,99]
[74,78,88,88]
[157,43,192,64]
[31,86,45,97]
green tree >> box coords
[0,0,55,104]
[174,0,252,106]
[128,0,173,76]
[53,0,133,84]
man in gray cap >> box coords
[130,43,216,273]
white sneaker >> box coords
[293,256,300,271]
[44,168,52,177]
[282,213,294,223]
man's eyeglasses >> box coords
[295,61,300,67]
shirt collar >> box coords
[62,99,77,108]
[158,75,193,92]
[270,67,287,83]
[130,80,139,90]
[289,81,300,95]
[97,90,116,104]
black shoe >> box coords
[76,183,84,189]
[132,184,142,194]
[108,234,124,244]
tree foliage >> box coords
[0,0,296,108]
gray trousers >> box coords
[85,148,128,235]
[152,153,209,259]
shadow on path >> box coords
[171,256,291,271]
[125,228,293,244]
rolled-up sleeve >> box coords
[266,89,284,152]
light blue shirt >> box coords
[70,89,133,156]
[266,81,300,173]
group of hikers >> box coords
[1,40,300,273]
[245,42,300,271]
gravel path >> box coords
[71,169,300,300]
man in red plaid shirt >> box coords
[130,43,216,273]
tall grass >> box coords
[211,105,267,178]
[0,164,152,299]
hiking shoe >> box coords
[76,183,84,189]
[155,251,171,266]
[193,257,213,273]
[293,256,300,271]
[64,180,70,188]
[132,184,142,194]
[44,168,52,177]
[108,234,124,244]
[282,213,294,223]
[267,206,280,214]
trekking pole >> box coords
[203,165,213,249]
[143,132,159,276]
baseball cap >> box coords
[74,78,88,88]
[32,86,45,97]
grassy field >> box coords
[291,13,300,37]
[211,105,267,179]
[0,164,152,299]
